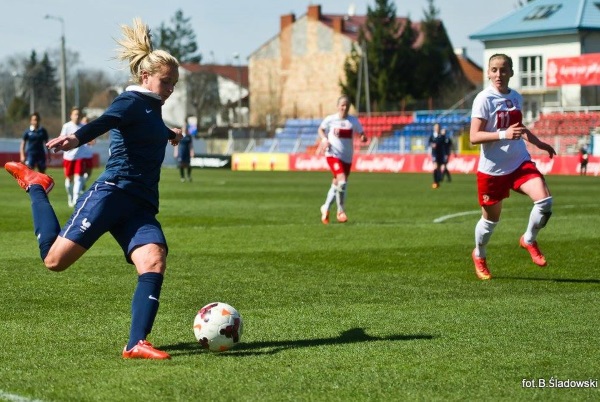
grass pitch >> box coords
[0,168,598,401]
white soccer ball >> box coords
[193,302,243,352]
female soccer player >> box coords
[5,18,182,359]
[174,129,194,182]
[318,95,367,224]
[470,53,556,280]
[20,112,49,173]
[59,106,85,207]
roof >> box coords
[181,63,249,88]
[470,0,600,41]
[456,53,483,86]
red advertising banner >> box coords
[0,152,100,168]
[546,53,600,87]
[288,153,598,176]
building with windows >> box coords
[470,0,600,120]
[248,4,476,127]
[162,63,249,130]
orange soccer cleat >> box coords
[5,162,54,194]
[519,236,547,267]
[122,340,171,360]
[336,211,348,223]
[472,249,492,280]
[320,205,330,225]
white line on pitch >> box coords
[0,390,44,402]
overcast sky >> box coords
[0,0,516,74]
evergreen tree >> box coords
[413,0,452,105]
[37,53,60,113]
[340,0,417,112]
[20,51,60,116]
[155,10,202,63]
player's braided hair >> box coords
[115,18,179,84]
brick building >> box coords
[248,4,479,127]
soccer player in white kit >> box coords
[59,107,86,207]
[470,54,556,280]
[317,95,367,224]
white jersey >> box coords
[319,113,364,164]
[60,121,84,161]
[471,85,530,175]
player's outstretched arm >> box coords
[523,129,557,158]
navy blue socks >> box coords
[127,272,164,350]
[28,185,60,260]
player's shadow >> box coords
[165,327,435,357]
[495,276,600,284]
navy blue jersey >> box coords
[75,89,172,212]
[177,134,193,163]
[430,134,451,160]
[22,127,49,156]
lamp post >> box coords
[233,53,242,125]
[45,14,67,121]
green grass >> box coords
[0,168,599,401]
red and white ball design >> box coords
[193,302,243,352]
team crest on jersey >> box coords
[505,100,514,108]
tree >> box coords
[75,68,121,110]
[341,0,466,111]
[413,0,452,105]
[154,10,202,63]
[186,70,221,127]
[36,53,60,113]
[340,0,417,112]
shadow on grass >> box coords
[165,327,435,356]
[495,276,600,284]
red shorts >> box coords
[326,156,351,177]
[63,159,86,177]
[477,160,544,206]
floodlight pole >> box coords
[45,14,67,121]
[233,53,243,125]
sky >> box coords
[0,0,517,75]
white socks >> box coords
[65,178,73,206]
[524,196,553,243]
[335,181,347,212]
[324,184,336,210]
[474,217,497,259]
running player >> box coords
[470,53,556,280]
[318,95,367,224]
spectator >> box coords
[579,145,589,176]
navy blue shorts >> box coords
[25,154,47,171]
[60,182,168,264]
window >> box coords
[524,4,561,20]
[520,56,544,89]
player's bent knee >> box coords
[43,256,71,272]
[132,244,167,275]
